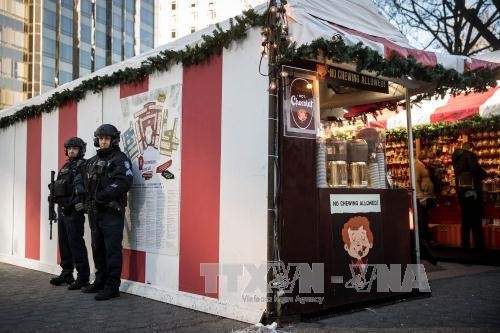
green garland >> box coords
[280,37,498,102]
[0,9,497,129]
[385,115,500,141]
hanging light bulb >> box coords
[270,5,277,13]
[306,82,313,89]
[280,71,288,77]
[269,80,277,90]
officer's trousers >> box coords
[58,209,90,281]
[89,209,124,290]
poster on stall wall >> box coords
[120,84,181,255]
[329,194,383,299]
[282,66,320,139]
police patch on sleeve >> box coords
[124,161,133,176]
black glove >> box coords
[74,202,85,212]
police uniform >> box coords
[50,137,90,290]
[82,124,133,300]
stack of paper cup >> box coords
[377,152,387,189]
[317,141,328,188]
[368,162,381,188]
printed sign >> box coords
[283,66,319,139]
[317,64,389,94]
[330,194,381,214]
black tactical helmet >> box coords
[64,137,86,158]
[93,124,121,147]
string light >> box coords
[260,0,289,94]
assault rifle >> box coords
[48,170,57,240]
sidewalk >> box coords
[1,261,500,332]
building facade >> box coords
[157,0,264,45]
[0,0,157,109]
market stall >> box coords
[0,0,498,324]
[385,116,500,253]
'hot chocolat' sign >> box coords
[283,66,319,139]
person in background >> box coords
[415,149,437,265]
[452,142,487,251]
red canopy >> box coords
[430,87,499,123]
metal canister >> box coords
[328,160,348,187]
[350,162,368,187]
[326,138,348,161]
[347,139,369,163]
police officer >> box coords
[82,124,133,300]
[49,137,90,290]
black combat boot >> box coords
[68,278,90,290]
[81,283,105,293]
[94,287,120,301]
[49,274,75,286]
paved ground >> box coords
[1,261,500,332]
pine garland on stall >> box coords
[386,115,500,141]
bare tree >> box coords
[372,0,499,55]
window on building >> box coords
[125,20,134,35]
[112,37,121,54]
[96,5,106,24]
[141,7,153,25]
[43,9,57,30]
[125,0,134,12]
[42,65,55,86]
[113,13,122,30]
[61,16,73,36]
[60,71,73,84]
[15,61,26,80]
[80,50,92,69]
[95,30,106,48]
[81,24,91,43]
[190,26,195,33]
[60,43,73,63]
[171,30,176,38]
[171,14,177,23]
[61,0,73,10]
[113,0,123,7]
[171,1,176,10]
[42,37,56,57]
[191,11,198,21]
[140,29,153,48]
[190,1,197,8]
[95,55,105,69]
[0,57,12,78]
[125,43,134,58]
[81,0,92,17]
[208,9,216,19]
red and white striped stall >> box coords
[0,0,498,323]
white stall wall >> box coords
[40,111,59,266]
[0,126,15,256]
[219,27,269,315]
[77,91,104,275]
[0,25,269,324]
[12,122,27,260]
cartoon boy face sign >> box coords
[341,216,374,261]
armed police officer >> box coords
[49,137,90,290]
[82,124,133,300]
